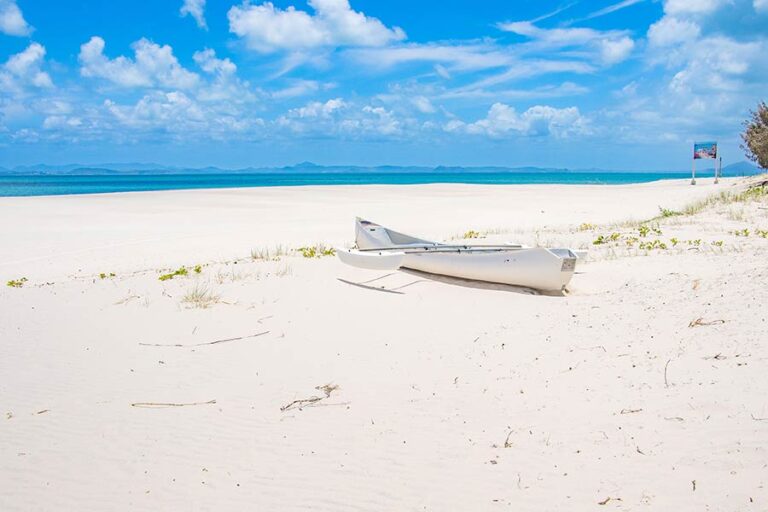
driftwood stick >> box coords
[688,318,725,328]
[131,399,216,408]
[280,384,339,412]
[280,396,324,412]
[139,331,269,348]
[664,358,672,388]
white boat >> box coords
[336,218,582,292]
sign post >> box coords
[715,156,722,184]
[692,141,718,185]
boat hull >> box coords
[401,247,575,291]
[344,218,580,291]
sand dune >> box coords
[1,177,767,511]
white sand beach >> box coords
[1,177,767,511]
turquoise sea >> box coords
[0,169,740,197]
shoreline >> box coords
[0,173,742,198]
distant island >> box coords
[0,161,760,176]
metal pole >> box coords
[715,156,721,184]
[691,157,696,185]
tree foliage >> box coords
[741,101,768,169]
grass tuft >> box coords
[251,245,287,261]
[181,284,220,309]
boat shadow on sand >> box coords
[338,269,571,297]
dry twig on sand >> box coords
[664,358,672,388]
[139,331,269,348]
[280,384,339,412]
[131,400,216,408]
[688,318,726,328]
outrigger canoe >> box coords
[337,218,583,291]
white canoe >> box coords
[337,218,581,291]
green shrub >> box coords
[659,207,682,218]
[6,277,28,288]
[159,267,189,281]
[298,245,336,258]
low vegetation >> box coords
[638,239,668,250]
[6,277,28,288]
[99,272,116,279]
[275,262,293,277]
[181,284,220,309]
[682,185,767,216]
[658,207,683,218]
[592,232,621,245]
[158,267,189,281]
[251,245,287,261]
[589,220,736,254]
[462,229,482,239]
[732,228,750,237]
[298,244,335,258]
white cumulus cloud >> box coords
[0,0,31,36]
[180,0,207,29]
[1,43,53,94]
[79,36,199,89]
[647,16,701,46]
[755,0,768,11]
[193,48,236,75]
[287,98,346,118]
[228,0,405,53]
[192,48,257,104]
[450,103,589,138]
[599,36,635,65]
[276,98,407,137]
[103,91,260,137]
[411,96,435,114]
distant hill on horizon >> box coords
[0,161,761,176]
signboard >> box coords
[693,141,717,160]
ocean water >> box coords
[0,170,732,197]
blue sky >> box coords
[0,0,766,169]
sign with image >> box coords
[693,141,718,160]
